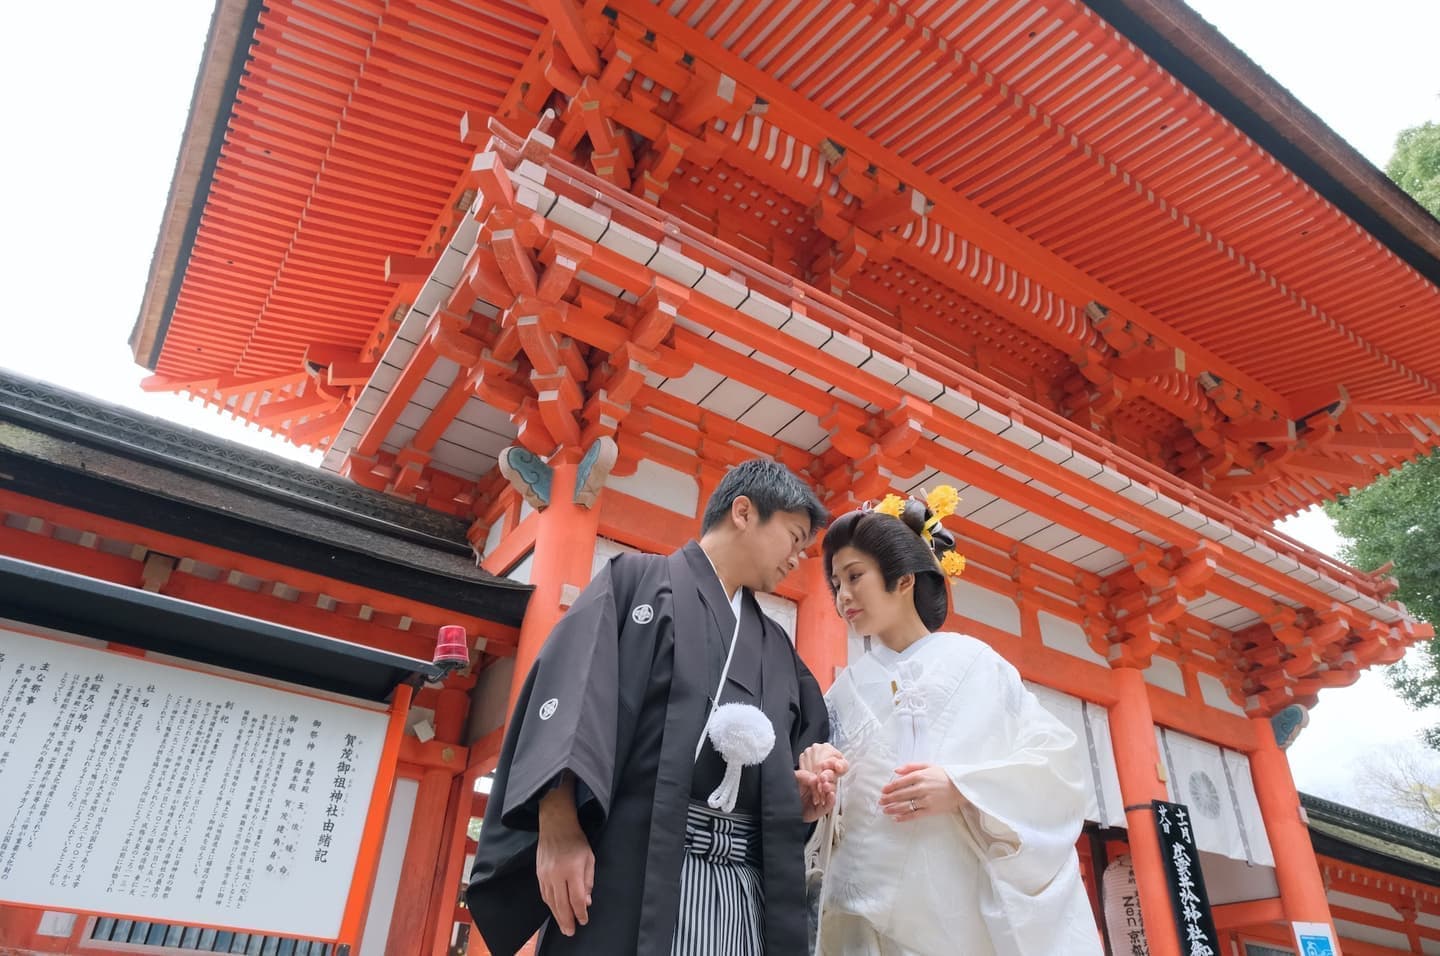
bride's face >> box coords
[829,545,913,638]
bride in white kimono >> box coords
[804,492,1103,956]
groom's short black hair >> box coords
[701,459,828,535]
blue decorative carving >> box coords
[1270,704,1309,751]
[573,436,617,507]
[576,440,604,492]
[499,446,552,509]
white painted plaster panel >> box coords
[858,351,907,384]
[1032,437,1074,464]
[695,269,748,307]
[1024,523,1080,552]
[608,459,700,517]
[821,332,871,367]
[1333,920,1409,952]
[1038,611,1107,667]
[775,412,829,450]
[483,517,505,557]
[650,244,704,286]
[738,293,790,328]
[738,395,803,435]
[999,422,1042,449]
[966,404,1010,433]
[1198,673,1245,716]
[1143,656,1186,695]
[966,498,1025,529]
[700,378,764,418]
[358,777,419,956]
[548,196,610,240]
[598,221,658,264]
[1073,547,1127,574]
[993,511,1053,541]
[779,313,832,347]
[1062,453,1103,479]
[949,578,1020,635]
[1047,535,1107,565]
[934,389,979,418]
[1092,468,1130,493]
[755,592,797,644]
[897,369,943,400]
[660,366,725,404]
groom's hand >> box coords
[795,769,834,822]
[537,774,594,937]
[796,743,849,821]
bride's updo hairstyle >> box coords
[822,489,965,633]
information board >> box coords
[0,624,391,939]
[1292,922,1338,955]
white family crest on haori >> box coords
[538,697,559,720]
[631,603,655,624]
[704,703,775,813]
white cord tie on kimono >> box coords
[690,595,777,814]
[892,660,929,767]
[694,599,745,762]
[704,703,775,813]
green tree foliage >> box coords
[1386,121,1440,218]
[1327,452,1440,744]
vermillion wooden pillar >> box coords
[508,460,602,711]
[387,768,458,956]
[1109,667,1183,956]
[1399,900,1422,953]
[421,684,479,956]
[0,906,41,951]
[1249,717,1337,935]
[391,678,476,956]
[794,555,847,691]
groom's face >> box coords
[734,499,812,593]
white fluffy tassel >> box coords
[704,703,775,813]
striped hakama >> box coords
[672,803,765,955]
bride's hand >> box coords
[878,763,965,821]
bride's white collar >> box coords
[867,630,945,667]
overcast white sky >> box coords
[2,0,1439,801]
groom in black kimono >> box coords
[467,458,835,955]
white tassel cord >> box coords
[893,660,928,767]
[704,703,775,813]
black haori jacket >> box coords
[467,541,828,955]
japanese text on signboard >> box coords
[1153,799,1221,956]
[0,627,390,939]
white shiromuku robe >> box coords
[814,632,1103,956]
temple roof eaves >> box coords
[1090,0,1440,288]
[130,0,264,373]
[130,0,1440,377]
[0,369,532,628]
[1303,792,1440,887]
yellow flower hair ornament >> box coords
[873,494,906,519]
[864,486,966,578]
